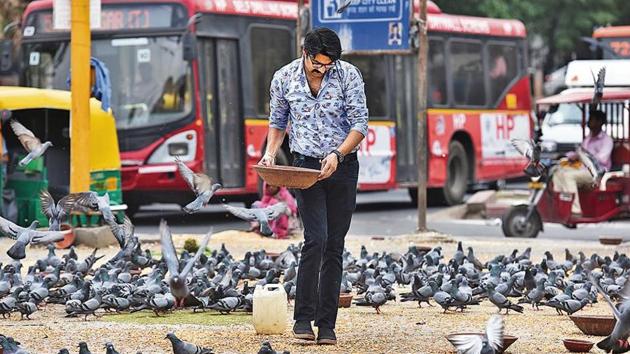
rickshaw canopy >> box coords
[0,86,120,172]
[537,88,630,105]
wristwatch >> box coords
[331,149,344,163]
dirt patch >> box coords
[0,232,626,353]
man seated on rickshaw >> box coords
[552,110,613,216]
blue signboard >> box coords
[311,0,411,52]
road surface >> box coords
[132,189,630,240]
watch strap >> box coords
[332,149,344,163]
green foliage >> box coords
[433,0,629,72]
[183,238,199,254]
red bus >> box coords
[19,0,530,213]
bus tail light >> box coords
[147,130,197,164]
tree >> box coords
[433,0,624,73]
[0,0,26,39]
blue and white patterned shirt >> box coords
[269,58,369,158]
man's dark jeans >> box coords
[292,152,358,329]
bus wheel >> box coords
[442,141,469,205]
[257,149,289,198]
[501,205,542,238]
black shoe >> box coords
[316,327,337,345]
[292,321,315,341]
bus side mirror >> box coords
[0,40,15,75]
[182,32,197,62]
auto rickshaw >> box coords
[0,86,125,227]
[502,88,630,238]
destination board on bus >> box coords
[311,0,411,52]
[25,4,187,35]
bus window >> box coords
[488,43,519,105]
[344,55,388,118]
[250,26,292,117]
[428,39,447,106]
[449,41,486,107]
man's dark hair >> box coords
[589,109,607,125]
[303,28,342,62]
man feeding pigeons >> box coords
[259,27,369,345]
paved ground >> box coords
[132,188,630,240]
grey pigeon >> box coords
[16,301,37,319]
[104,342,120,354]
[71,192,115,224]
[542,298,589,315]
[486,283,523,314]
[39,190,75,231]
[166,332,213,354]
[592,274,630,353]
[0,335,30,354]
[336,0,352,13]
[57,350,70,354]
[9,119,53,167]
[160,220,212,307]
[223,203,287,237]
[0,218,68,260]
[175,157,222,213]
[354,291,388,314]
[449,315,504,354]
[511,138,543,177]
[107,214,134,249]
[208,296,242,314]
[518,278,545,310]
[78,342,92,354]
[258,340,289,354]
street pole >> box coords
[70,0,91,193]
[416,0,428,232]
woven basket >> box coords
[253,165,320,189]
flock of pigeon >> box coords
[1,201,629,354]
[2,110,630,353]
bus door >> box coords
[392,54,418,183]
[198,38,245,188]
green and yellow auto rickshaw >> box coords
[0,86,125,228]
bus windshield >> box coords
[23,35,193,130]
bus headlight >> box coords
[168,143,189,156]
[147,130,197,164]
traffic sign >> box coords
[311,0,411,52]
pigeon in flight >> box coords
[336,0,353,13]
[576,147,605,180]
[40,190,75,231]
[449,315,504,354]
[175,157,222,214]
[591,67,606,110]
[511,139,543,178]
[591,274,630,353]
[0,217,68,260]
[160,219,212,307]
[223,203,287,237]
[9,119,53,167]
[71,191,116,224]
[107,214,134,249]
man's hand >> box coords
[259,152,276,166]
[318,153,339,180]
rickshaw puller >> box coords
[552,110,613,215]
